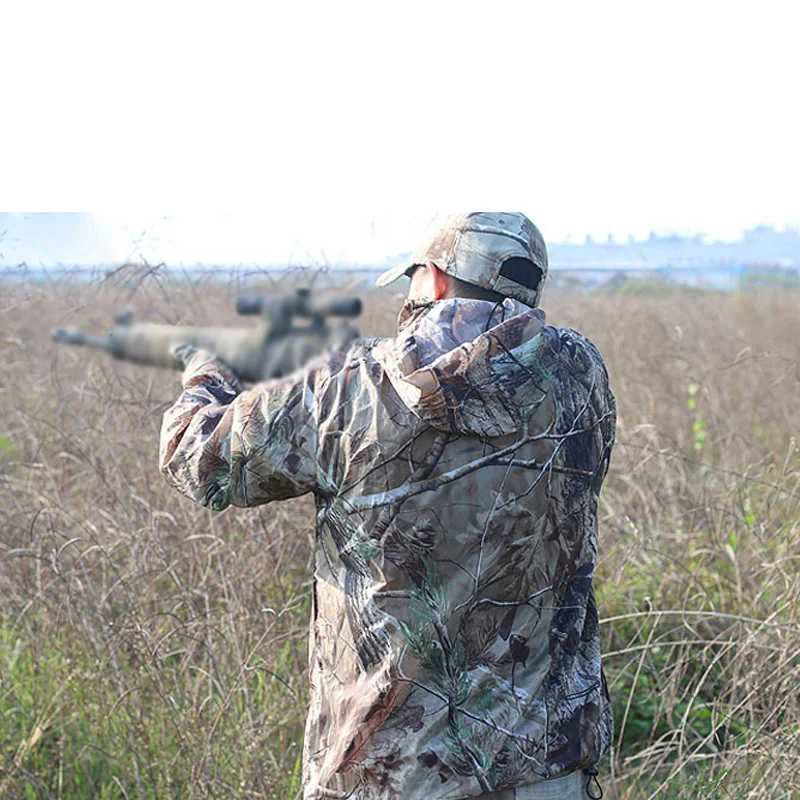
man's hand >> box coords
[169,343,244,392]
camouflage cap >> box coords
[376,212,549,307]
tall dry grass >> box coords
[1,267,798,799]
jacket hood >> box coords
[373,297,549,437]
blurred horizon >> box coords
[5,5,798,272]
[2,212,800,269]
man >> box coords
[160,213,615,800]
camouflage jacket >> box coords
[160,297,616,800]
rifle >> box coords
[51,289,362,383]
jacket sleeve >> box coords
[159,348,320,511]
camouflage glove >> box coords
[169,343,244,393]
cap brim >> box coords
[375,262,411,288]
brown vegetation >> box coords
[1,267,798,798]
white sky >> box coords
[1,1,798,264]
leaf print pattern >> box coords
[160,296,616,799]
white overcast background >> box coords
[1,0,797,265]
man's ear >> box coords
[429,261,449,301]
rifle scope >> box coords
[236,290,362,320]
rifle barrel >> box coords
[51,328,111,351]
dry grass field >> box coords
[1,267,798,799]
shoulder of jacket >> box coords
[542,328,616,432]
[540,326,609,377]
